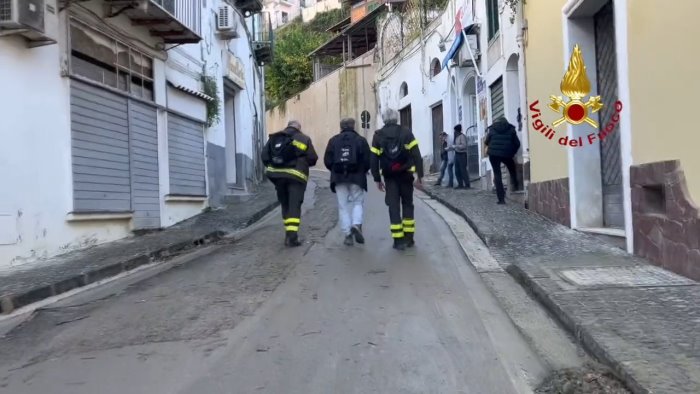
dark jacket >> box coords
[370,123,424,182]
[324,129,371,192]
[261,126,318,184]
[485,119,521,158]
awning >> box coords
[308,5,384,57]
[166,80,214,102]
[441,23,478,70]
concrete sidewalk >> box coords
[0,182,279,315]
[421,175,700,394]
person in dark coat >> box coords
[324,118,371,246]
[261,120,318,246]
[484,117,521,204]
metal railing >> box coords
[151,0,202,36]
[253,11,273,43]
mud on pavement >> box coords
[0,181,338,371]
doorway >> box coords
[399,105,412,131]
[431,103,444,173]
[595,1,623,228]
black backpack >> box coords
[268,132,297,167]
[332,132,360,173]
[380,129,410,175]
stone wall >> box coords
[528,178,571,227]
[631,160,700,280]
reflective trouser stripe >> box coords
[403,219,415,233]
[266,167,308,182]
[391,224,404,238]
[285,217,300,232]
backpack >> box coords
[268,132,297,167]
[332,132,360,173]
[379,129,410,175]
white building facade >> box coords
[264,0,302,28]
[0,0,269,269]
[375,0,527,189]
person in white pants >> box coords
[323,118,372,246]
[335,184,366,243]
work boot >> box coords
[286,232,302,247]
[393,238,406,251]
[344,234,354,246]
[405,233,415,248]
[351,225,365,244]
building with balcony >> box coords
[0,0,267,269]
[263,0,301,29]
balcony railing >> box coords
[104,0,202,44]
[252,12,274,65]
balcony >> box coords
[104,0,202,44]
[252,12,274,65]
[235,0,264,15]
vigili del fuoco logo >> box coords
[529,44,623,148]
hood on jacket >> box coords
[491,118,515,134]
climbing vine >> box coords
[503,0,523,24]
[201,73,221,128]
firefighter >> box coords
[370,108,424,250]
[261,120,318,247]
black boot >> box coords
[344,234,354,246]
[393,238,406,251]
[405,233,415,248]
[286,232,302,247]
[351,225,365,244]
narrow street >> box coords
[0,175,561,393]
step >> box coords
[577,227,627,250]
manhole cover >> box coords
[559,265,695,287]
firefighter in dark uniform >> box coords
[370,109,424,250]
[261,120,318,247]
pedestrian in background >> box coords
[324,118,371,246]
[453,124,471,189]
[434,132,455,187]
[261,120,318,247]
[485,117,521,204]
[370,108,424,250]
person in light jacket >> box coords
[453,124,471,189]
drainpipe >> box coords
[516,4,530,205]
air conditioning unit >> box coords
[217,4,239,39]
[458,34,480,67]
[0,0,57,47]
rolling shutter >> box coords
[168,113,206,196]
[490,78,504,120]
[129,101,161,229]
[71,82,131,212]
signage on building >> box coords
[476,77,485,94]
[227,54,246,89]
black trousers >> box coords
[385,176,415,239]
[489,156,518,202]
[273,178,306,233]
[455,152,470,187]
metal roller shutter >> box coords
[71,82,131,212]
[129,101,161,229]
[490,78,504,121]
[168,113,206,196]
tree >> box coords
[265,8,348,107]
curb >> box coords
[422,186,646,394]
[506,264,647,394]
[0,201,279,315]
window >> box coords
[430,58,441,77]
[486,0,500,41]
[70,22,154,101]
[400,82,408,98]
[281,11,289,24]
